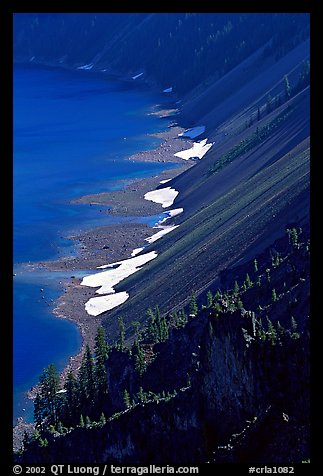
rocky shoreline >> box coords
[13,122,195,450]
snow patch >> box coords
[144,187,179,208]
[81,251,158,295]
[163,87,173,93]
[85,292,129,316]
[174,139,213,160]
[77,64,94,70]
[132,72,144,80]
[178,125,205,139]
[145,225,179,244]
[160,179,171,184]
[157,208,183,225]
[131,247,145,257]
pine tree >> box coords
[94,326,109,400]
[132,321,141,341]
[290,316,300,339]
[189,291,198,316]
[34,392,45,429]
[63,371,79,426]
[117,316,126,350]
[79,414,85,427]
[233,281,239,295]
[245,273,252,288]
[160,316,169,342]
[277,321,285,340]
[155,305,163,340]
[99,412,106,426]
[215,289,222,300]
[79,345,96,413]
[267,318,277,345]
[137,386,145,403]
[36,364,61,428]
[254,258,258,272]
[123,389,131,409]
[147,307,158,343]
[133,339,146,375]
[85,415,91,427]
[291,228,298,248]
[272,288,277,302]
[57,421,64,434]
[206,290,213,308]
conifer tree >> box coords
[254,258,258,272]
[147,307,158,343]
[137,386,145,403]
[123,389,131,409]
[34,392,45,430]
[267,318,277,345]
[117,316,126,350]
[245,273,252,288]
[290,316,300,339]
[35,364,61,428]
[155,305,163,340]
[99,412,106,426]
[79,345,96,413]
[206,290,213,308]
[272,288,277,302]
[85,415,91,427]
[160,316,169,342]
[291,228,298,248]
[189,291,198,316]
[132,321,141,341]
[215,289,222,300]
[133,340,146,375]
[94,326,109,399]
[233,281,240,295]
[63,371,79,426]
[277,321,285,340]
[79,414,85,427]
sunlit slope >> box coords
[171,87,309,218]
[104,91,309,340]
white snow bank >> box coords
[81,251,158,295]
[157,208,184,225]
[178,125,205,139]
[77,64,94,70]
[163,87,173,93]
[144,187,179,208]
[174,139,213,160]
[85,292,129,316]
[160,179,171,184]
[131,247,145,257]
[145,225,179,244]
[132,72,144,80]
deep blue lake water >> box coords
[13,65,175,423]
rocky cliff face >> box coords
[16,226,310,464]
